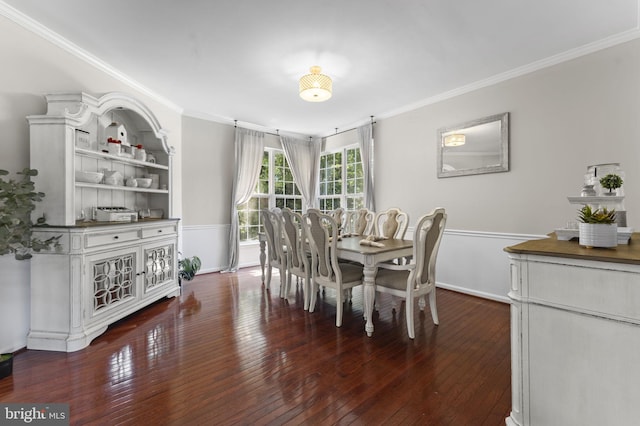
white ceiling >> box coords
[3,0,639,136]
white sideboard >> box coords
[505,235,640,426]
[29,220,180,352]
[27,92,180,352]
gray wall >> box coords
[181,116,234,225]
[374,38,640,235]
[177,38,640,241]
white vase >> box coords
[579,223,618,248]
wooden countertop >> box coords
[504,232,640,265]
[73,218,179,227]
[34,218,179,229]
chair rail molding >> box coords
[195,225,547,303]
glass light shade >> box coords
[444,134,465,147]
[299,66,332,102]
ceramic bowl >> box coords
[75,171,104,184]
[135,178,153,188]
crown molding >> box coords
[182,109,311,139]
[327,25,640,137]
[375,27,640,122]
[0,1,183,114]
[182,109,236,127]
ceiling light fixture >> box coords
[299,66,332,102]
[444,134,466,147]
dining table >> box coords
[258,232,414,336]
[335,235,414,336]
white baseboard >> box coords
[436,281,510,304]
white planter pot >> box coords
[579,223,618,248]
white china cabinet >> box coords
[27,92,180,352]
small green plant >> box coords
[578,205,616,224]
[178,254,202,284]
[0,168,60,260]
[599,173,623,194]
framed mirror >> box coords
[437,112,509,178]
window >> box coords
[344,147,364,210]
[319,146,364,212]
[319,151,342,211]
[238,150,302,242]
[273,151,303,212]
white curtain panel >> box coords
[280,135,320,210]
[357,123,376,211]
[225,128,265,272]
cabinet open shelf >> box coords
[567,195,624,204]
[75,182,169,193]
[76,148,169,170]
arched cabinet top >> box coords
[29,91,173,155]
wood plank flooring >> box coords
[0,267,511,425]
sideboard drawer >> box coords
[141,224,177,239]
[85,229,140,248]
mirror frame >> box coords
[437,112,509,178]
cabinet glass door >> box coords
[87,247,138,317]
[143,242,175,293]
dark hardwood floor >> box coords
[0,267,511,425]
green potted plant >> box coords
[577,205,617,248]
[1,168,60,379]
[0,168,61,260]
[599,173,623,195]
[178,254,202,285]
[0,353,13,380]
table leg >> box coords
[259,237,266,283]
[363,260,377,337]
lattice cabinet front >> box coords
[143,242,175,292]
[89,248,138,315]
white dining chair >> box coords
[261,208,287,297]
[345,208,374,236]
[374,207,447,339]
[281,208,311,308]
[373,207,409,239]
[303,209,364,327]
[330,207,345,234]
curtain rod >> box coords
[329,123,376,138]
[234,119,282,137]
[328,116,376,138]
[233,116,376,139]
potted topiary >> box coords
[1,168,60,379]
[0,168,61,260]
[599,173,623,196]
[178,254,202,285]
[578,205,617,248]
